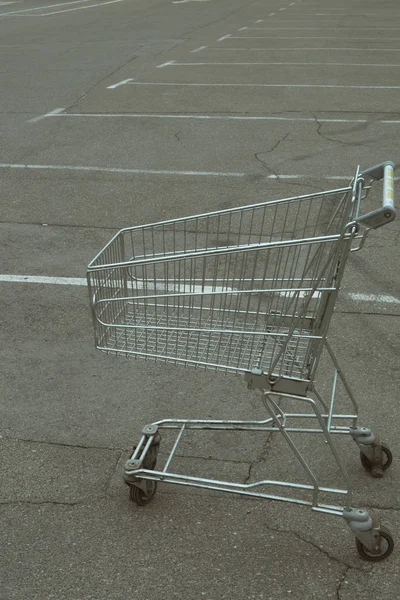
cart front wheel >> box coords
[129,481,158,506]
[355,526,394,562]
[360,444,392,475]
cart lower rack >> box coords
[88,161,396,561]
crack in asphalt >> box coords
[0,435,254,466]
[243,431,275,485]
[336,566,352,600]
[1,435,124,453]
[264,525,369,573]
[253,134,323,192]
[254,133,291,182]
[313,114,381,148]
[0,496,373,573]
[104,450,123,495]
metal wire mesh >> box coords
[88,186,356,381]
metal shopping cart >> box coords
[87,161,396,561]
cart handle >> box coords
[356,161,396,229]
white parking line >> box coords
[1,274,399,306]
[0,275,88,286]
[246,27,400,30]
[1,163,398,183]
[226,36,400,41]
[28,111,400,124]
[27,108,65,123]
[40,0,125,15]
[347,294,400,304]
[0,0,91,16]
[107,78,134,89]
[0,163,245,177]
[120,81,400,90]
[157,60,177,68]
[154,61,400,68]
[207,47,400,52]
[190,45,207,52]
[217,34,231,41]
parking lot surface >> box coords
[1,0,400,598]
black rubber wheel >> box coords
[360,444,393,473]
[355,526,394,562]
[128,439,159,506]
[131,444,159,470]
[129,481,158,506]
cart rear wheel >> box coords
[355,526,394,562]
[129,481,158,506]
[360,444,392,474]
[131,443,159,470]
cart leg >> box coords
[343,508,394,561]
[350,426,393,478]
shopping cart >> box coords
[87,161,396,561]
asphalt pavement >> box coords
[1,0,400,598]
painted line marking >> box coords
[292,12,400,16]
[152,61,400,68]
[1,164,398,183]
[39,0,125,15]
[33,112,400,124]
[206,47,400,52]
[238,26,248,31]
[269,13,275,16]
[265,174,400,182]
[157,60,176,68]
[232,36,400,41]
[0,163,245,177]
[0,275,88,286]
[278,7,286,10]
[254,19,263,23]
[217,34,231,42]
[246,27,400,30]
[1,274,399,306]
[107,78,134,89]
[0,0,91,16]
[122,81,400,90]
[190,45,207,52]
[27,107,65,123]
[347,293,400,304]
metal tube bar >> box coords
[312,387,330,414]
[89,234,344,271]
[162,424,186,473]
[138,435,154,462]
[261,394,321,506]
[136,469,347,496]
[303,397,353,510]
[327,369,339,431]
[131,435,147,459]
[323,339,359,420]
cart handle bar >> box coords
[356,161,395,229]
